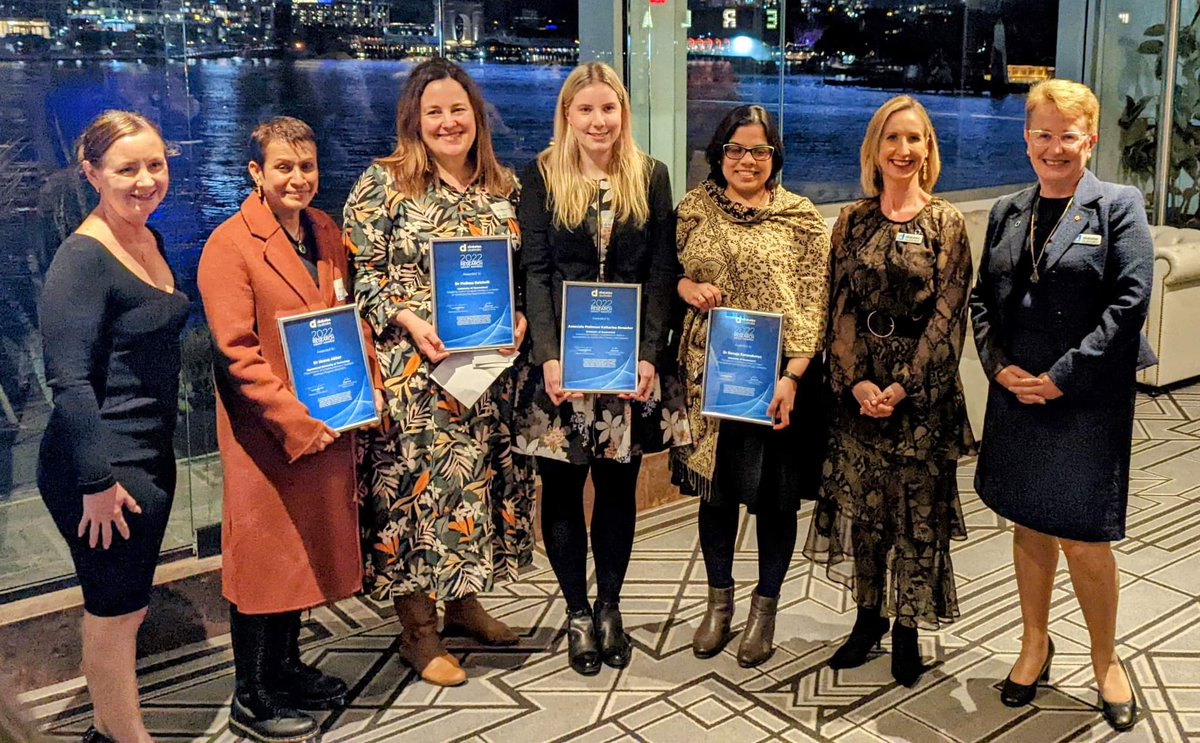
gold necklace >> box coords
[1027,195,1073,284]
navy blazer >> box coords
[518,158,680,369]
[969,170,1156,402]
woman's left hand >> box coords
[874,383,907,413]
[498,312,527,358]
[619,361,657,402]
[767,376,797,430]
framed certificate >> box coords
[559,281,641,394]
[429,235,516,352]
[701,307,784,426]
[277,304,380,432]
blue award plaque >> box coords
[701,307,784,426]
[277,304,380,432]
[429,236,516,352]
[559,281,641,394]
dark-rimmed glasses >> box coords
[722,143,775,161]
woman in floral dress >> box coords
[343,58,535,688]
[515,62,689,676]
[803,96,974,687]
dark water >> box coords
[0,59,1032,316]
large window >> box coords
[683,0,1061,199]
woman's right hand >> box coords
[852,380,894,418]
[995,365,1045,405]
[399,311,449,363]
[677,278,723,313]
[542,360,584,406]
[78,483,141,549]
[303,423,340,456]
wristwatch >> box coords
[781,370,803,386]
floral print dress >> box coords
[344,163,535,601]
[514,178,691,465]
[803,197,975,629]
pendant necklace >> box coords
[1027,195,1073,284]
[282,224,306,255]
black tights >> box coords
[697,498,797,599]
[538,456,641,613]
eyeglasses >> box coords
[1027,129,1090,147]
[722,143,775,161]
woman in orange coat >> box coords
[198,117,375,743]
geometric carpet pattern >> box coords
[20,385,1200,742]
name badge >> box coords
[895,231,924,245]
[1074,233,1103,246]
[333,278,348,302]
[490,201,515,221]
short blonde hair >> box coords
[1026,79,1100,134]
[537,62,649,229]
[859,96,941,197]
[75,110,163,167]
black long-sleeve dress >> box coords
[38,233,189,617]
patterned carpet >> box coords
[20,385,1200,743]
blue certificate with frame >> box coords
[701,307,784,426]
[559,281,641,394]
[277,304,379,433]
[429,235,516,352]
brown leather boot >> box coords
[394,593,466,686]
[692,586,735,658]
[737,592,778,668]
[443,595,519,646]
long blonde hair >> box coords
[537,62,649,229]
[859,95,941,197]
[376,58,514,199]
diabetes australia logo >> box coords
[458,243,484,269]
[590,287,614,314]
[308,316,336,346]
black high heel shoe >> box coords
[82,727,114,743]
[1000,638,1055,707]
[594,600,632,669]
[1098,658,1138,732]
[565,608,601,676]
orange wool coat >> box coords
[198,194,365,614]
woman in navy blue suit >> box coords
[969,79,1155,732]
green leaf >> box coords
[1139,39,1164,55]
[1145,23,1165,36]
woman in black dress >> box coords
[38,111,188,743]
[970,79,1154,731]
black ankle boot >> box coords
[594,600,632,669]
[81,726,114,743]
[565,607,601,676]
[272,612,349,710]
[829,607,890,670]
[229,606,319,743]
[891,623,928,687]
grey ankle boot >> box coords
[692,586,735,658]
[737,592,779,668]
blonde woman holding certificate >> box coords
[516,62,689,676]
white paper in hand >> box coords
[429,351,518,408]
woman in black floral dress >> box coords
[516,62,690,676]
[803,96,975,687]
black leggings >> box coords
[537,456,641,613]
[697,498,797,599]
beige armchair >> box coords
[1138,225,1200,387]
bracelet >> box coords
[781,370,802,386]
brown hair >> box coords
[859,96,941,197]
[376,57,514,199]
[248,116,317,166]
[75,110,163,167]
[1026,79,1100,134]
